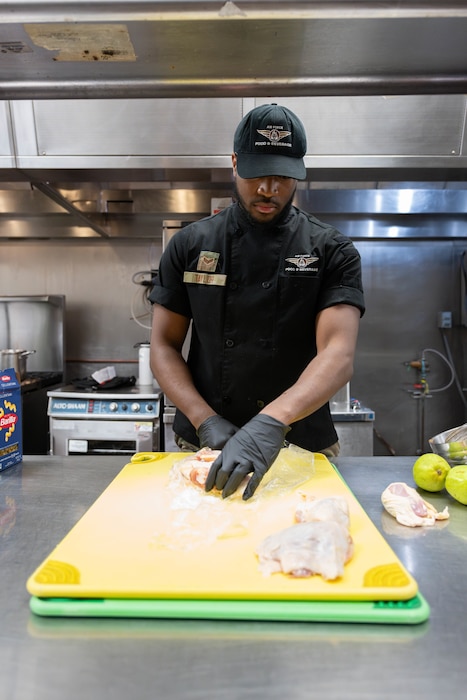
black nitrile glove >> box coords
[205,414,290,500]
[196,415,239,450]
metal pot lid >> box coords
[0,349,36,356]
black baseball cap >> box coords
[233,103,307,180]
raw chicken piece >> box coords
[169,447,251,497]
[256,520,353,580]
[294,495,350,529]
[381,482,449,527]
[171,448,221,489]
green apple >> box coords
[445,466,467,505]
[412,453,451,492]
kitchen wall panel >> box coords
[354,240,466,455]
[0,238,161,381]
[1,235,465,456]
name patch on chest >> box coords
[184,271,227,286]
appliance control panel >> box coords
[48,396,161,418]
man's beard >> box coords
[232,182,296,228]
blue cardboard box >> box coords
[0,368,22,471]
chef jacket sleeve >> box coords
[317,234,365,317]
[148,235,192,318]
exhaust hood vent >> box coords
[1,2,467,99]
[1,184,466,240]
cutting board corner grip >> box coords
[130,451,168,464]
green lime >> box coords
[413,453,451,492]
[445,466,467,505]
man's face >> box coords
[232,153,297,224]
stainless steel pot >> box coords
[0,349,36,381]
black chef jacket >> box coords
[150,202,365,451]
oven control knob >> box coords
[131,402,141,413]
[109,402,118,412]
[121,403,128,411]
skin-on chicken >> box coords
[256,520,353,580]
[381,482,449,527]
[257,495,353,580]
[294,495,350,529]
[170,448,221,488]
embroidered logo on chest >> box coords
[284,254,319,273]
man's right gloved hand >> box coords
[196,415,239,450]
[204,414,290,500]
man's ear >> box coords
[231,153,238,175]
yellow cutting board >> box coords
[27,451,418,602]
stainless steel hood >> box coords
[1,2,467,239]
[1,183,466,239]
[1,1,467,99]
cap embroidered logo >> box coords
[256,128,292,144]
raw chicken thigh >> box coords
[256,520,353,580]
[381,482,449,527]
[169,447,250,498]
[294,495,350,529]
[170,448,221,488]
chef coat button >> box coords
[256,400,265,408]
[225,339,234,348]
[229,282,238,290]
[262,281,271,289]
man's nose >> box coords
[256,176,280,195]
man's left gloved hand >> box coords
[205,414,290,500]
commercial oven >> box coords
[48,385,162,456]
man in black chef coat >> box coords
[149,103,365,500]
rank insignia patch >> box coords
[197,251,219,272]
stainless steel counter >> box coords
[1,455,466,699]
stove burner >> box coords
[70,375,137,392]
[21,372,63,393]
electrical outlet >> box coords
[437,311,452,328]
